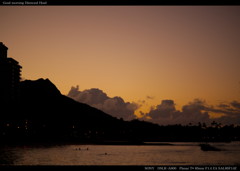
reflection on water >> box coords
[0,142,240,165]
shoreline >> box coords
[0,141,235,147]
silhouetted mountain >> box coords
[20,78,61,98]
[18,78,116,121]
[1,78,132,143]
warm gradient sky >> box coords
[1,6,240,124]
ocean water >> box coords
[0,142,240,165]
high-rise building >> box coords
[0,42,22,102]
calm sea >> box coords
[0,142,240,165]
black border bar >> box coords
[1,0,240,6]
[0,165,239,171]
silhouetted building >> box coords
[0,42,22,102]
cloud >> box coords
[68,86,240,125]
[205,101,240,125]
[146,96,154,100]
[143,99,210,125]
[217,103,230,109]
[142,99,240,126]
[67,86,139,120]
[206,100,240,116]
[148,100,176,119]
[230,100,240,109]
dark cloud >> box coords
[67,86,139,120]
[180,100,210,125]
[218,103,230,109]
[143,99,240,126]
[146,96,154,100]
[205,100,240,117]
[148,100,176,120]
[230,100,240,109]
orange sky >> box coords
[1,6,240,114]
